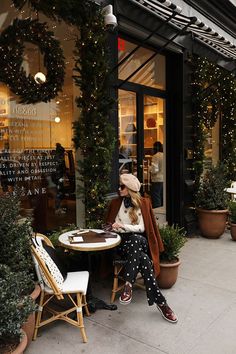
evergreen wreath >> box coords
[0,18,65,104]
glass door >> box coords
[143,95,166,219]
[118,90,137,175]
[118,90,166,219]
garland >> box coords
[12,0,116,227]
[0,18,65,104]
[191,55,236,189]
[12,0,98,27]
[73,21,115,227]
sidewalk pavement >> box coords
[26,229,236,354]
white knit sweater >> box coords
[115,200,145,233]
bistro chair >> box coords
[111,256,145,303]
[31,234,90,343]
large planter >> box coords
[230,223,236,241]
[4,330,28,354]
[196,208,228,239]
[157,258,181,289]
[22,284,41,345]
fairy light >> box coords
[190,55,236,185]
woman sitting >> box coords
[105,173,177,323]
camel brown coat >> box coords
[106,196,164,276]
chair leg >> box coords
[82,294,90,317]
[111,264,126,303]
[33,290,44,340]
[77,293,87,343]
[111,264,119,303]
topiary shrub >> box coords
[228,201,236,224]
[159,225,187,262]
[195,163,230,210]
[0,264,36,353]
[0,192,34,294]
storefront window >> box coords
[118,38,166,90]
[0,1,78,232]
[118,90,137,174]
[203,111,220,170]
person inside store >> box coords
[105,173,178,323]
[119,141,132,173]
[150,141,164,208]
[52,143,66,214]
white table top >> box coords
[226,188,236,194]
[59,229,121,252]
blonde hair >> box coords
[127,189,142,224]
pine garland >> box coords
[12,0,116,227]
[191,56,236,189]
[72,15,115,228]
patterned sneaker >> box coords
[156,303,178,323]
[119,283,132,305]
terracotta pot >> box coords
[157,258,181,289]
[196,208,228,239]
[22,284,41,345]
[230,223,236,241]
[5,330,27,354]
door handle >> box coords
[142,160,146,192]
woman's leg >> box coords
[138,250,166,305]
[137,252,178,323]
[119,234,177,322]
[119,234,147,284]
[118,234,147,304]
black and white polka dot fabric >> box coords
[34,244,64,291]
[118,233,166,306]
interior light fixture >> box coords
[54,116,61,123]
[34,72,46,84]
[34,23,46,85]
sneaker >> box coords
[119,283,132,305]
[156,303,178,323]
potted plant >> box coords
[158,224,187,289]
[195,163,229,238]
[0,264,35,354]
[0,192,40,346]
[228,201,236,241]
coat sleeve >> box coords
[148,199,164,253]
[105,198,122,224]
[141,197,164,276]
[105,200,114,224]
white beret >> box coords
[120,173,141,192]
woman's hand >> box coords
[112,222,125,231]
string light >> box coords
[190,55,236,187]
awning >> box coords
[129,0,236,60]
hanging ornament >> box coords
[34,72,46,84]
[54,116,61,123]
